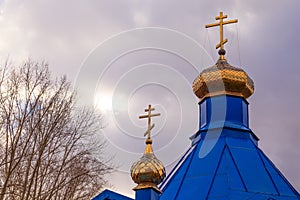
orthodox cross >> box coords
[205,11,238,59]
[139,104,160,139]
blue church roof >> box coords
[159,96,300,200]
[92,189,133,200]
[160,130,300,199]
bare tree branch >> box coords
[0,60,112,200]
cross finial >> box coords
[205,11,238,60]
[139,104,160,140]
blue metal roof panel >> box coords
[160,146,194,199]
[92,189,133,200]
[229,145,278,194]
[174,176,212,199]
[229,191,300,200]
[258,149,300,197]
[209,173,229,198]
[216,146,246,191]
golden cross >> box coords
[139,104,160,139]
[205,11,238,59]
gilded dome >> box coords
[130,138,166,193]
[192,59,254,100]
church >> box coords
[92,12,300,200]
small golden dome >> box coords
[192,59,254,100]
[130,138,166,193]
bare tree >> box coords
[0,60,112,200]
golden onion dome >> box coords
[130,138,166,193]
[192,58,254,100]
[195,11,254,100]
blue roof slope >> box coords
[159,129,300,200]
[92,189,133,200]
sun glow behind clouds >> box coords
[95,93,113,112]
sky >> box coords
[0,0,299,198]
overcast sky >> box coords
[0,0,299,198]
